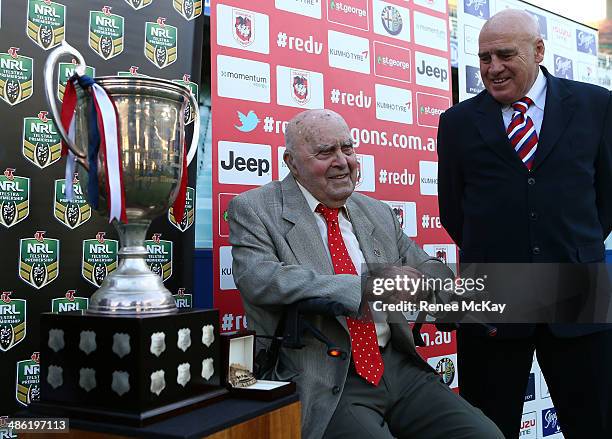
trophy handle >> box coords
[186,91,200,166]
[44,40,88,162]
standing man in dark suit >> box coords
[437,8,612,438]
[229,109,503,439]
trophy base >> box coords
[38,309,227,426]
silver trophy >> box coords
[44,42,199,315]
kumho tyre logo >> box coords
[19,231,59,290]
[26,0,66,50]
[0,169,29,229]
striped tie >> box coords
[507,97,538,170]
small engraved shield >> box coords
[48,328,65,353]
[150,370,166,396]
[79,368,96,392]
[79,330,97,355]
[47,365,63,389]
[150,332,166,357]
[177,363,191,387]
[202,324,214,347]
[112,333,131,358]
[202,357,214,381]
[177,328,191,352]
[112,371,130,396]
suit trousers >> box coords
[322,343,503,439]
[458,325,612,438]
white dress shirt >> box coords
[296,181,391,347]
[501,67,547,134]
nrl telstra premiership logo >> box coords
[51,290,88,314]
[89,6,124,60]
[82,232,118,287]
[57,59,95,101]
[0,292,27,352]
[54,173,91,229]
[19,231,60,289]
[174,0,203,21]
[0,168,30,229]
[26,0,65,50]
[0,47,34,106]
[172,75,199,125]
[145,17,178,69]
[168,187,195,231]
[22,111,62,169]
[16,352,40,407]
[145,233,173,281]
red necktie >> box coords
[316,204,384,386]
[507,97,538,170]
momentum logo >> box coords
[217,55,270,103]
[413,11,447,52]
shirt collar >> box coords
[295,179,350,219]
[502,67,547,112]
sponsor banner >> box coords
[464,25,479,55]
[219,246,236,290]
[354,154,376,192]
[329,85,373,109]
[145,234,173,282]
[577,62,597,85]
[328,30,370,75]
[168,186,196,232]
[554,54,573,80]
[464,0,490,20]
[89,7,124,60]
[174,288,193,308]
[276,65,324,109]
[413,11,447,52]
[372,0,410,42]
[520,411,537,439]
[276,30,324,56]
[576,29,596,55]
[217,55,270,103]
[524,372,536,402]
[26,0,65,50]
[383,201,417,237]
[465,65,485,95]
[275,0,322,19]
[54,175,91,229]
[172,75,199,125]
[0,169,29,229]
[144,18,178,68]
[413,0,446,14]
[216,4,270,54]
[218,141,272,186]
[51,290,88,314]
[427,353,458,388]
[0,48,34,106]
[551,20,573,49]
[327,0,369,31]
[375,84,412,125]
[16,353,40,407]
[58,61,95,102]
[416,92,450,128]
[19,232,59,290]
[415,51,449,91]
[218,193,237,237]
[419,160,438,195]
[174,0,203,21]
[0,292,26,352]
[541,407,562,437]
[373,41,410,83]
[423,243,457,264]
[82,232,118,287]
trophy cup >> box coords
[33,42,226,424]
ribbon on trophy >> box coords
[60,74,189,223]
[61,75,127,223]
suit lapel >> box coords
[532,68,575,170]
[476,92,529,175]
[281,176,334,275]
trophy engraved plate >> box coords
[48,329,65,353]
[47,365,63,389]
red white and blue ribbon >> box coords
[61,76,127,223]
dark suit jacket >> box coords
[437,66,612,337]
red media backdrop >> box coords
[210,0,457,385]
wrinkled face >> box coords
[478,29,544,104]
[285,115,357,208]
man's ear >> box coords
[535,38,545,64]
[284,151,297,175]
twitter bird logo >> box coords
[235,110,260,132]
